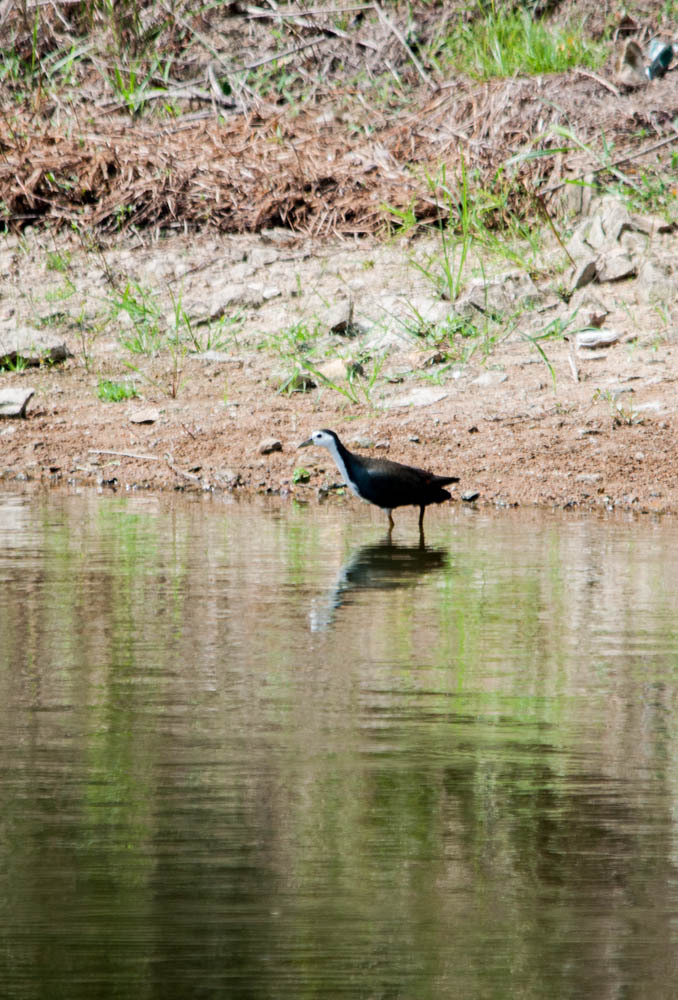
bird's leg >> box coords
[418,505,426,529]
[386,509,394,531]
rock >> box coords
[636,260,678,304]
[280,371,316,393]
[629,213,676,237]
[569,290,609,327]
[324,299,360,337]
[209,283,264,317]
[615,39,647,89]
[0,327,71,367]
[191,351,244,367]
[403,349,447,369]
[609,386,634,399]
[248,247,278,267]
[316,358,349,381]
[633,400,666,413]
[570,258,597,291]
[402,296,453,325]
[453,272,539,316]
[0,387,34,418]
[385,387,447,409]
[461,489,480,502]
[259,438,282,455]
[472,370,508,387]
[129,408,159,424]
[576,473,603,484]
[598,199,637,243]
[362,325,408,354]
[596,249,636,283]
[576,329,620,350]
[557,173,594,218]
[215,468,240,487]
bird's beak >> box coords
[298,437,313,448]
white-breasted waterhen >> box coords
[299,429,459,529]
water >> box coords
[1,490,678,999]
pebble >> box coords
[259,438,282,455]
[0,387,34,418]
[461,490,480,502]
[385,387,447,409]
[471,370,508,387]
[129,408,159,424]
[576,329,620,350]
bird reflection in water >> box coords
[310,533,449,632]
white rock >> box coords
[0,387,34,418]
[576,329,620,350]
[129,408,159,424]
[472,370,508,386]
[0,327,71,366]
[386,387,447,409]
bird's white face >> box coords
[299,429,337,450]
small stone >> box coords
[461,490,480,502]
[570,259,598,291]
[596,250,636,283]
[0,387,34,418]
[472,370,508,387]
[633,400,665,413]
[248,247,278,267]
[576,329,620,350]
[215,468,240,487]
[129,408,159,424]
[191,351,244,367]
[259,438,282,455]
[316,358,349,382]
[385,387,447,409]
[325,299,358,336]
[280,371,316,393]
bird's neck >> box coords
[325,436,360,497]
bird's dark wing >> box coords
[355,457,458,508]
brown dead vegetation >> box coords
[1,2,678,237]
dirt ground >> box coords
[1,1,678,516]
[1,214,676,517]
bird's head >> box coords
[298,429,339,450]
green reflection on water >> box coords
[1,492,678,999]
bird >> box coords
[298,429,459,530]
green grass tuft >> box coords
[97,378,138,402]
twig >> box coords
[89,448,162,461]
[246,4,374,17]
[567,341,579,383]
[373,3,436,92]
[165,453,202,483]
[575,68,620,97]
[242,35,334,72]
[533,192,575,265]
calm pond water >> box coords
[1,489,678,1000]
